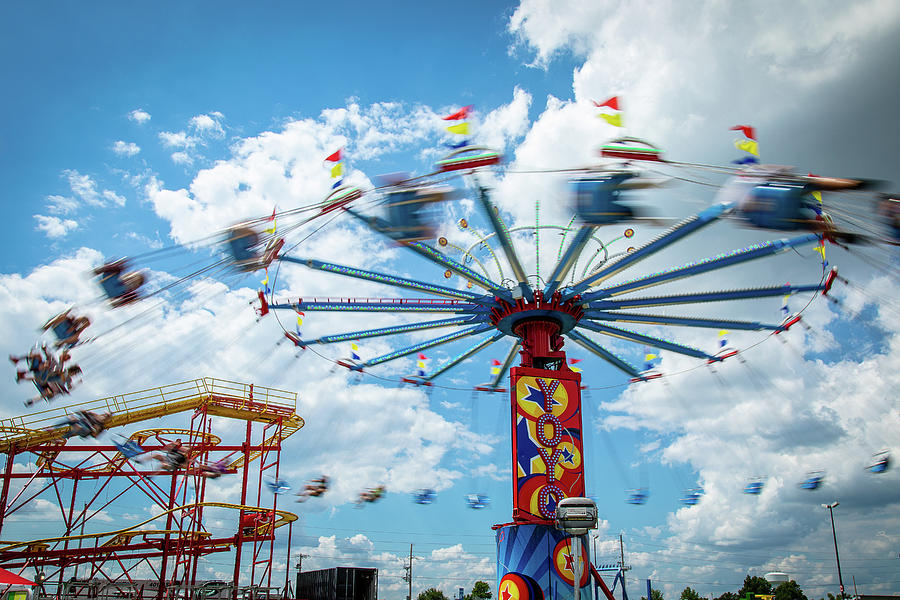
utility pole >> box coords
[823,502,845,599]
[403,544,413,600]
[618,533,631,600]
[294,553,309,600]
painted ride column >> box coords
[496,364,589,600]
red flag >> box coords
[569,358,582,364]
[442,105,473,121]
[491,359,502,366]
[325,149,342,162]
[593,96,619,110]
[417,353,427,360]
[267,206,276,221]
[730,125,756,140]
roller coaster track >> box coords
[0,378,304,469]
[0,501,298,564]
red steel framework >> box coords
[0,378,302,600]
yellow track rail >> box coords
[0,378,304,456]
[0,501,298,555]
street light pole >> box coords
[823,502,845,599]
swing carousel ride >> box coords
[6,102,897,600]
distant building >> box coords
[296,567,378,600]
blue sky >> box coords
[1,1,899,599]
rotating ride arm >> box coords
[360,323,496,368]
[278,256,492,303]
[294,315,489,347]
[475,185,532,300]
[580,232,823,302]
[423,331,505,381]
[565,330,642,379]
[564,202,734,299]
[273,298,489,314]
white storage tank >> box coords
[766,572,790,585]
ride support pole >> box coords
[232,419,252,600]
[0,449,15,535]
[156,466,180,600]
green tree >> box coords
[681,587,702,600]
[715,592,739,600]
[418,589,449,600]
[738,576,773,600]
[774,581,808,600]
[464,581,492,600]
[641,590,665,600]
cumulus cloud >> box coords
[128,108,151,124]
[112,140,141,156]
[189,112,225,138]
[33,214,78,238]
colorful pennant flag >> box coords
[598,112,623,127]
[781,293,791,315]
[730,125,756,140]
[813,242,827,264]
[734,139,759,156]
[264,206,277,234]
[261,270,270,294]
[350,342,360,360]
[594,96,624,128]
[443,105,473,121]
[446,122,469,135]
[490,366,501,375]
[325,149,345,189]
[593,96,619,110]
[568,358,582,365]
[718,330,729,348]
[732,156,760,165]
[642,346,662,371]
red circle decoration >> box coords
[624,228,635,238]
[551,538,590,587]
[498,573,531,600]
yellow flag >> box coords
[351,343,359,351]
[734,139,759,156]
[446,122,469,135]
[297,316,303,326]
[813,244,826,259]
[645,354,657,361]
[570,366,582,372]
[598,113,623,127]
[261,274,268,285]
[265,218,277,234]
[330,163,343,178]
[490,367,500,375]
[718,330,729,337]
[811,191,822,204]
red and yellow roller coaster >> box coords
[0,378,302,600]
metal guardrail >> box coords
[0,378,298,451]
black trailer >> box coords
[295,567,377,600]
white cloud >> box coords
[64,169,102,206]
[158,131,198,149]
[112,140,141,156]
[190,112,225,138]
[33,214,78,238]
[128,108,151,124]
[102,189,126,207]
[170,151,194,165]
[59,169,126,210]
[46,194,79,215]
